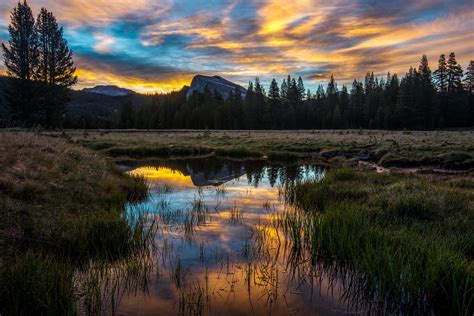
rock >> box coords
[187,75,246,99]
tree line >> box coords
[115,54,473,130]
[1,1,77,128]
[1,2,472,130]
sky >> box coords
[0,0,473,93]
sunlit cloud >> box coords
[93,33,116,54]
[0,0,473,92]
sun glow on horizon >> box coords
[0,0,472,92]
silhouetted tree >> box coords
[465,61,474,126]
[446,52,463,93]
[2,1,39,81]
[268,79,280,128]
[434,54,448,93]
[350,80,365,128]
[417,55,436,128]
[244,81,256,129]
[1,1,39,124]
[35,8,77,127]
[464,61,474,93]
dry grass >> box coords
[0,131,148,256]
[52,129,474,169]
[0,131,150,315]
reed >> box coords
[282,168,474,314]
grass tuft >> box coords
[283,168,474,314]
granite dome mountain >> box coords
[80,75,246,99]
[186,75,247,99]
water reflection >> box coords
[112,159,362,315]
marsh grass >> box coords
[215,185,227,198]
[0,132,153,315]
[178,280,210,316]
[229,202,244,225]
[282,168,474,314]
[76,247,156,315]
[0,251,76,316]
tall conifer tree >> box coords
[2,0,39,124]
[434,54,448,93]
[446,52,463,93]
[35,8,77,127]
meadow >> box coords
[61,129,474,170]
[0,129,472,315]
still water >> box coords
[113,158,362,315]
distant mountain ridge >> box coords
[187,75,246,99]
[83,85,136,97]
[0,74,247,125]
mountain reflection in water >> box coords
[111,158,363,315]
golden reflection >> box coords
[117,164,354,314]
[129,166,195,188]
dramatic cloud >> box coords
[0,0,473,93]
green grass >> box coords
[0,252,76,316]
[0,132,152,315]
[282,168,474,314]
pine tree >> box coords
[350,80,365,127]
[268,79,280,128]
[417,55,435,128]
[446,52,463,93]
[339,85,349,128]
[434,54,448,92]
[35,8,76,87]
[383,73,399,128]
[244,81,256,129]
[316,84,325,99]
[2,1,38,80]
[268,79,280,101]
[464,61,474,94]
[35,8,77,127]
[326,74,337,95]
[286,76,298,128]
[280,79,288,104]
[364,72,375,95]
[297,76,305,101]
[396,67,418,128]
[254,77,266,128]
[1,0,39,124]
[465,61,474,126]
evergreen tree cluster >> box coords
[114,54,473,130]
[1,1,77,127]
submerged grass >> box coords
[0,132,152,315]
[283,168,474,314]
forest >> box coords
[0,1,473,130]
[72,54,474,130]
